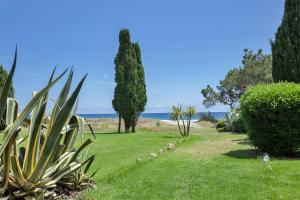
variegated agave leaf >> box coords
[0,51,96,199]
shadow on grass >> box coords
[232,138,252,146]
[225,148,300,160]
[224,149,258,159]
[93,132,125,135]
[162,135,183,139]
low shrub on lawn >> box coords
[240,82,300,156]
[199,112,218,123]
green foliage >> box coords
[0,50,96,199]
[199,112,218,123]
[271,0,300,82]
[132,42,147,132]
[113,29,147,133]
[0,65,14,98]
[216,120,226,132]
[240,82,300,155]
[112,30,127,132]
[201,86,219,108]
[201,49,272,109]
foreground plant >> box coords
[0,49,96,199]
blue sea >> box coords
[79,112,226,120]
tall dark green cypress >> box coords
[112,29,129,133]
[272,0,300,82]
[132,43,147,132]
[113,29,147,133]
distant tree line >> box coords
[112,29,147,133]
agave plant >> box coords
[223,108,246,133]
[0,49,96,199]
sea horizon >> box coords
[79,112,227,120]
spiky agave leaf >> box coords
[0,69,67,157]
[23,68,56,178]
[28,74,87,183]
[0,52,95,199]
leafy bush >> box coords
[231,114,246,133]
[240,82,300,155]
[199,112,218,123]
[216,110,246,133]
[216,120,226,132]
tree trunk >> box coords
[132,114,140,133]
[180,117,187,136]
[118,114,121,133]
[187,116,191,136]
[188,116,192,136]
[186,119,190,136]
[177,120,184,137]
[125,122,130,133]
[132,124,136,133]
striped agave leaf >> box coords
[0,50,96,199]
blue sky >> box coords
[0,0,284,113]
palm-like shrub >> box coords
[170,105,197,137]
[170,105,185,137]
[0,49,96,199]
[184,106,196,136]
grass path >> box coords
[81,128,300,200]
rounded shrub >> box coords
[216,120,226,132]
[240,82,300,155]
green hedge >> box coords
[240,82,300,155]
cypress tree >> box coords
[132,43,147,133]
[0,64,14,97]
[112,29,130,133]
[113,29,144,133]
[272,0,300,82]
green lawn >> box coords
[80,127,300,200]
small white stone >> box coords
[150,153,158,158]
[159,149,164,154]
[167,143,175,150]
[263,153,270,163]
[136,157,143,163]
